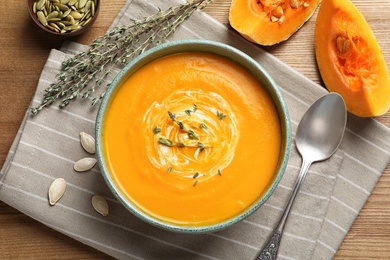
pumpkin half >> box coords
[229,0,321,45]
[315,0,390,117]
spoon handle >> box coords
[254,159,312,260]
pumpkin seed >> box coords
[57,22,66,29]
[270,16,279,23]
[85,11,91,20]
[278,15,285,24]
[47,10,59,19]
[80,132,96,154]
[74,157,97,172]
[47,24,60,32]
[33,2,37,13]
[61,21,73,26]
[92,195,109,216]
[290,0,302,9]
[79,0,87,9]
[37,11,48,26]
[49,22,61,31]
[272,6,284,18]
[66,14,76,24]
[53,3,69,11]
[82,17,92,26]
[47,17,62,22]
[61,0,70,4]
[36,0,46,10]
[45,0,51,11]
[62,8,71,18]
[70,11,83,19]
[69,0,78,5]
[68,24,82,30]
[85,0,92,11]
[48,178,66,206]
[336,35,351,56]
[91,1,95,16]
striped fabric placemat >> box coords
[1,0,390,259]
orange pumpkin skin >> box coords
[229,0,321,46]
[315,0,390,117]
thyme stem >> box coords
[30,0,214,115]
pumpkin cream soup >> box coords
[102,52,281,226]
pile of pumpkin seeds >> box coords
[32,0,97,34]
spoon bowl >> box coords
[255,93,347,260]
[296,93,347,162]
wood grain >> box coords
[1,0,389,258]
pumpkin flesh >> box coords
[315,0,390,117]
[229,0,321,45]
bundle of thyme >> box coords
[30,0,213,115]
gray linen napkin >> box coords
[1,0,390,259]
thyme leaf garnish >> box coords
[30,0,214,115]
[198,142,205,152]
[168,111,199,139]
[185,104,198,116]
[159,137,174,147]
[153,126,161,134]
[216,111,226,120]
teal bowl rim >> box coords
[95,39,292,234]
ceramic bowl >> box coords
[27,0,100,37]
[95,40,292,233]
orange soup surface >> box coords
[102,52,282,227]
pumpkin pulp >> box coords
[102,52,282,226]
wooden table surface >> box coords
[1,0,389,258]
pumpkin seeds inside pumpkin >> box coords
[272,6,284,18]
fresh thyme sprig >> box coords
[30,0,214,115]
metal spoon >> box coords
[255,93,347,260]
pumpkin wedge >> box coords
[229,0,321,45]
[315,0,390,117]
